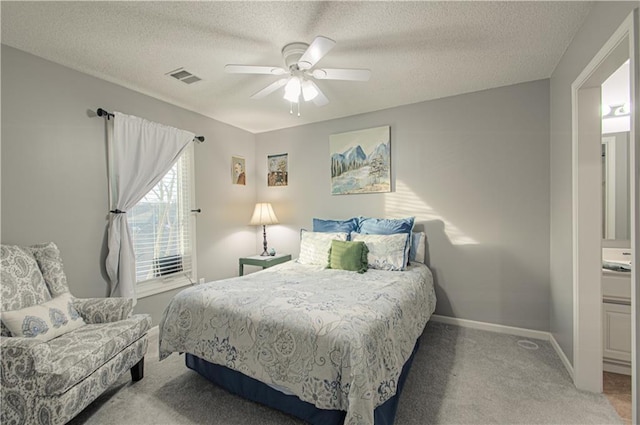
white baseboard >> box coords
[604,360,631,376]
[550,333,574,379]
[430,314,574,379]
[430,314,550,340]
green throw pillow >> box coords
[328,240,368,273]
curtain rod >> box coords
[96,108,205,143]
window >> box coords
[128,145,197,297]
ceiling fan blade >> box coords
[311,68,371,81]
[297,36,336,70]
[225,65,287,75]
[309,81,329,106]
[250,78,289,99]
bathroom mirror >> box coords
[602,132,630,241]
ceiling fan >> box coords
[225,36,371,115]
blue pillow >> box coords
[358,217,415,266]
[409,232,426,264]
[313,217,359,234]
[357,216,415,235]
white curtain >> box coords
[106,112,195,301]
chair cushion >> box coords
[1,293,86,341]
[1,245,52,337]
[35,314,151,396]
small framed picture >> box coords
[268,153,288,187]
[232,156,246,185]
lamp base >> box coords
[261,225,269,256]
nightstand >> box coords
[239,254,292,276]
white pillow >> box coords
[351,233,409,271]
[410,232,426,264]
[1,292,86,341]
[298,231,348,267]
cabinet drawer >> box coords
[603,302,631,363]
[602,273,631,301]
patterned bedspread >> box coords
[159,261,436,425]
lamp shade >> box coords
[249,203,279,225]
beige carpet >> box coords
[68,322,623,425]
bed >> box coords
[159,254,435,424]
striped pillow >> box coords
[298,231,348,267]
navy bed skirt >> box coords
[185,339,419,425]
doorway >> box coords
[572,8,638,423]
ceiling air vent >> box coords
[166,68,202,85]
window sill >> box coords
[136,275,193,299]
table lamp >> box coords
[249,202,279,256]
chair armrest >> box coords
[1,336,52,386]
[72,297,134,323]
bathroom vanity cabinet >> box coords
[602,271,631,375]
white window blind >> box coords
[128,145,196,292]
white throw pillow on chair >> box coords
[2,292,86,341]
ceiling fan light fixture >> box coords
[618,103,631,115]
[602,103,631,118]
[225,36,368,112]
[302,80,319,101]
[283,90,299,103]
[283,77,301,103]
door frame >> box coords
[571,7,639,421]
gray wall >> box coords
[1,46,551,331]
[1,45,257,324]
[549,2,637,363]
[10,1,629,337]
[256,79,551,331]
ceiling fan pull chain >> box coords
[289,102,293,115]
[297,102,301,117]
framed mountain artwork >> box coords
[329,126,391,195]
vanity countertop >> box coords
[602,247,632,263]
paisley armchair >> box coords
[1,242,151,425]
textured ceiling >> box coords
[1,1,592,134]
